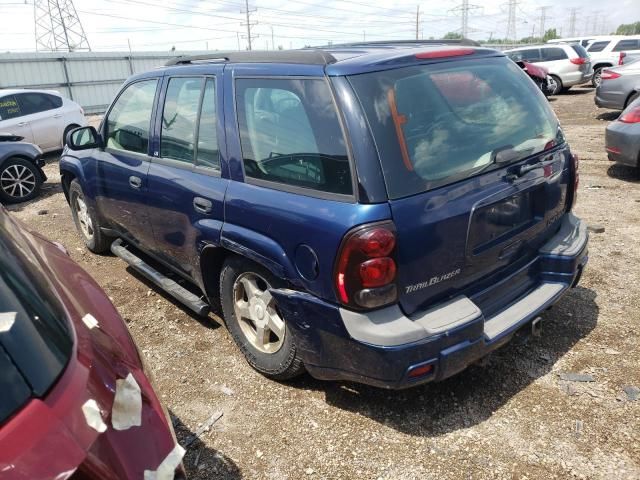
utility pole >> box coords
[506,0,518,42]
[449,0,481,39]
[236,32,240,50]
[568,8,577,37]
[271,26,274,50]
[537,6,550,39]
[241,0,257,51]
[415,5,420,40]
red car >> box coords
[0,206,185,479]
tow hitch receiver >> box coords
[531,317,542,337]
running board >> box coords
[110,239,210,317]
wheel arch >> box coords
[625,90,640,108]
[593,62,613,71]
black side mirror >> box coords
[66,126,103,151]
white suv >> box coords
[505,44,593,95]
[0,89,87,153]
[586,36,640,87]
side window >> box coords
[106,79,158,154]
[542,48,567,61]
[45,94,63,109]
[522,49,541,62]
[0,95,22,120]
[16,93,58,115]
[196,78,220,170]
[613,39,640,52]
[235,78,352,196]
[161,77,203,164]
[588,41,609,53]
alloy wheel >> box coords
[0,164,36,199]
[75,196,94,240]
[233,272,286,354]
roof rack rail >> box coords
[319,38,482,48]
[165,49,336,67]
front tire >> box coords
[0,157,43,204]
[69,179,112,253]
[592,68,604,88]
[220,256,305,380]
[549,75,563,96]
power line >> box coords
[506,0,519,41]
[568,8,577,37]
[450,0,481,38]
[537,6,551,37]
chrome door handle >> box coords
[129,176,142,189]
[17,122,27,127]
[53,114,62,118]
[193,197,213,214]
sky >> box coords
[1,0,639,53]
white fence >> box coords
[0,51,206,114]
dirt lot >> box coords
[7,88,640,479]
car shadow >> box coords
[289,286,598,437]
[171,411,243,479]
[562,88,593,95]
[607,163,640,182]
[596,111,620,121]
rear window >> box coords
[613,39,640,52]
[570,44,589,58]
[588,41,610,53]
[542,47,568,61]
[236,78,352,197]
[349,56,563,199]
[0,214,72,424]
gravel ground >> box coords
[6,88,640,480]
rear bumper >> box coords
[606,121,640,168]
[272,213,588,389]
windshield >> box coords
[0,212,72,424]
[348,56,564,199]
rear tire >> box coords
[592,68,604,88]
[549,75,563,95]
[0,157,43,204]
[220,256,305,380]
[69,179,112,253]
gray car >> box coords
[0,132,46,203]
[605,97,640,172]
[595,60,640,110]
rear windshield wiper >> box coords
[473,144,521,175]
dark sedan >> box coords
[606,97,640,172]
[0,207,185,479]
[595,60,640,111]
[0,133,46,204]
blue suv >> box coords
[60,43,588,389]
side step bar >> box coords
[110,239,210,317]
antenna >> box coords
[34,0,90,52]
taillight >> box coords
[570,57,586,65]
[620,105,640,123]
[601,69,621,81]
[335,222,398,309]
[568,153,579,211]
[619,52,626,65]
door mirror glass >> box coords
[67,126,102,151]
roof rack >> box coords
[165,49,336,66]
[320,39,482,48]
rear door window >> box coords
[587,41,609,52]
[196,78,220,171]
[235,78,352,196]
[16,93,59,115]
[613,39,640,52]
[542,47,568,61]
[0,95,22,120]
[106,79,158,155]
[349,56,563,199]
[160,77,203,164]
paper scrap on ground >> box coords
[82,399,107,433]
[0,312,16,332]
[144,444,186,480]
[112,373,142,430]
[82,313,99,330]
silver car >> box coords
[0,89,87,153]
[505,44,593,95]
[595,60,640,110]
[605,96,640,173]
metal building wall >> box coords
[0,51,207,114]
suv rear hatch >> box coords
[569,43,592,76]
[349,55,572,315]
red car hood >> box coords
[0,215,181,480]
[522,61,549,80]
